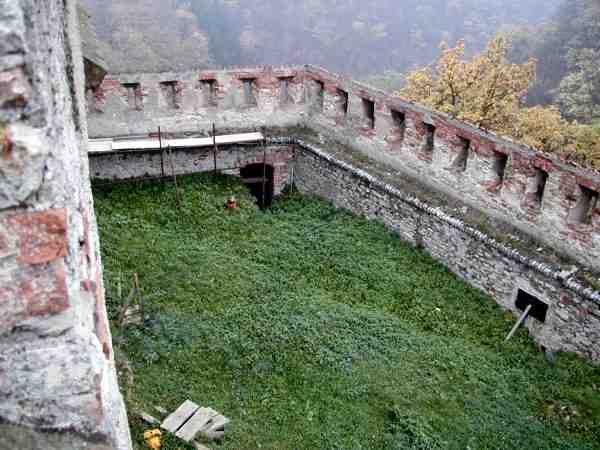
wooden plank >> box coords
[112,139,161,151]
[138,411,160,425]
[192,442,211,450]
[89,132,264,154]
[161,400,200,433]
[175,407,219,442]
[200,414,230,434]
[88,139,113,153]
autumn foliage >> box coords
[400,35,600,169]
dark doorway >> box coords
[240,163,274,208]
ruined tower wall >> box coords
[0,1,130,448]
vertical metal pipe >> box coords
[262,140,267,208]
[158,126,165,178]
[212,123,218,176]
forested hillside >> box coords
[509,0,600,123]
[80,0,211,72]
[80,0,560,75]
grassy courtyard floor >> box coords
[93,174,600,450]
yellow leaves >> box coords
[399,33,600,169]
[513,106,570,153]
[400,34,536,132]
[397,33,600,169]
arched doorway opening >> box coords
[240,163,274,208]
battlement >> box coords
[87,65,600,270]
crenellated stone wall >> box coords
[0,1,130,449]
[290,139,600,362]
[86,64,600,363]
[303,66,600,270]
[87,65,600,270]
[88,67,306,138]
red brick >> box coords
[0,67,30,109]
[18,262,69,317]
[11,209,68,265]
[94,270,112,359]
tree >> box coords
[400,35,536,134]
[557,48,600,122]
[399,34,600,169]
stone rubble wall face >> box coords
[293,147,600,362]
[88,66,599,270]
[0,1,131,449]
[90,145,294,196]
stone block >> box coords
[10,209,68,265]
[0,123,49,209]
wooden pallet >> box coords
[160,400,230,446]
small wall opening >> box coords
[201,79,217,106]
[242,78,257,106]
[240,163,274,208]
[391,109,406,142]
[279,76,294,106]
[515,289,548,323]
[362,98,375,129]
[160,81,179,109]
[533,168,549,207]
[452,136,470,172]
[315,80,324,111]
[86,86,101,113]
[337,88,349,116]
[422,123,435,156]
[568,185,599,224]
[122,82,142,110]
[493,151,509,183]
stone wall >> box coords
[90,143,294,195]
[87,65,600,270]
[303,66,600,270]
[88,67,306,138]
[0,1,130,449]
[291,139,600,362]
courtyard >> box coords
[93,174,600,450]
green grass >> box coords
[93,174,600,450]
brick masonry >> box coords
[0,1,130,449]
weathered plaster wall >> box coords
[90,143,294,195]
[88,67,306,138]
[292,140,600,362]
[0,1,130,449]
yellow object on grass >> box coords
[143,428,162,450]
